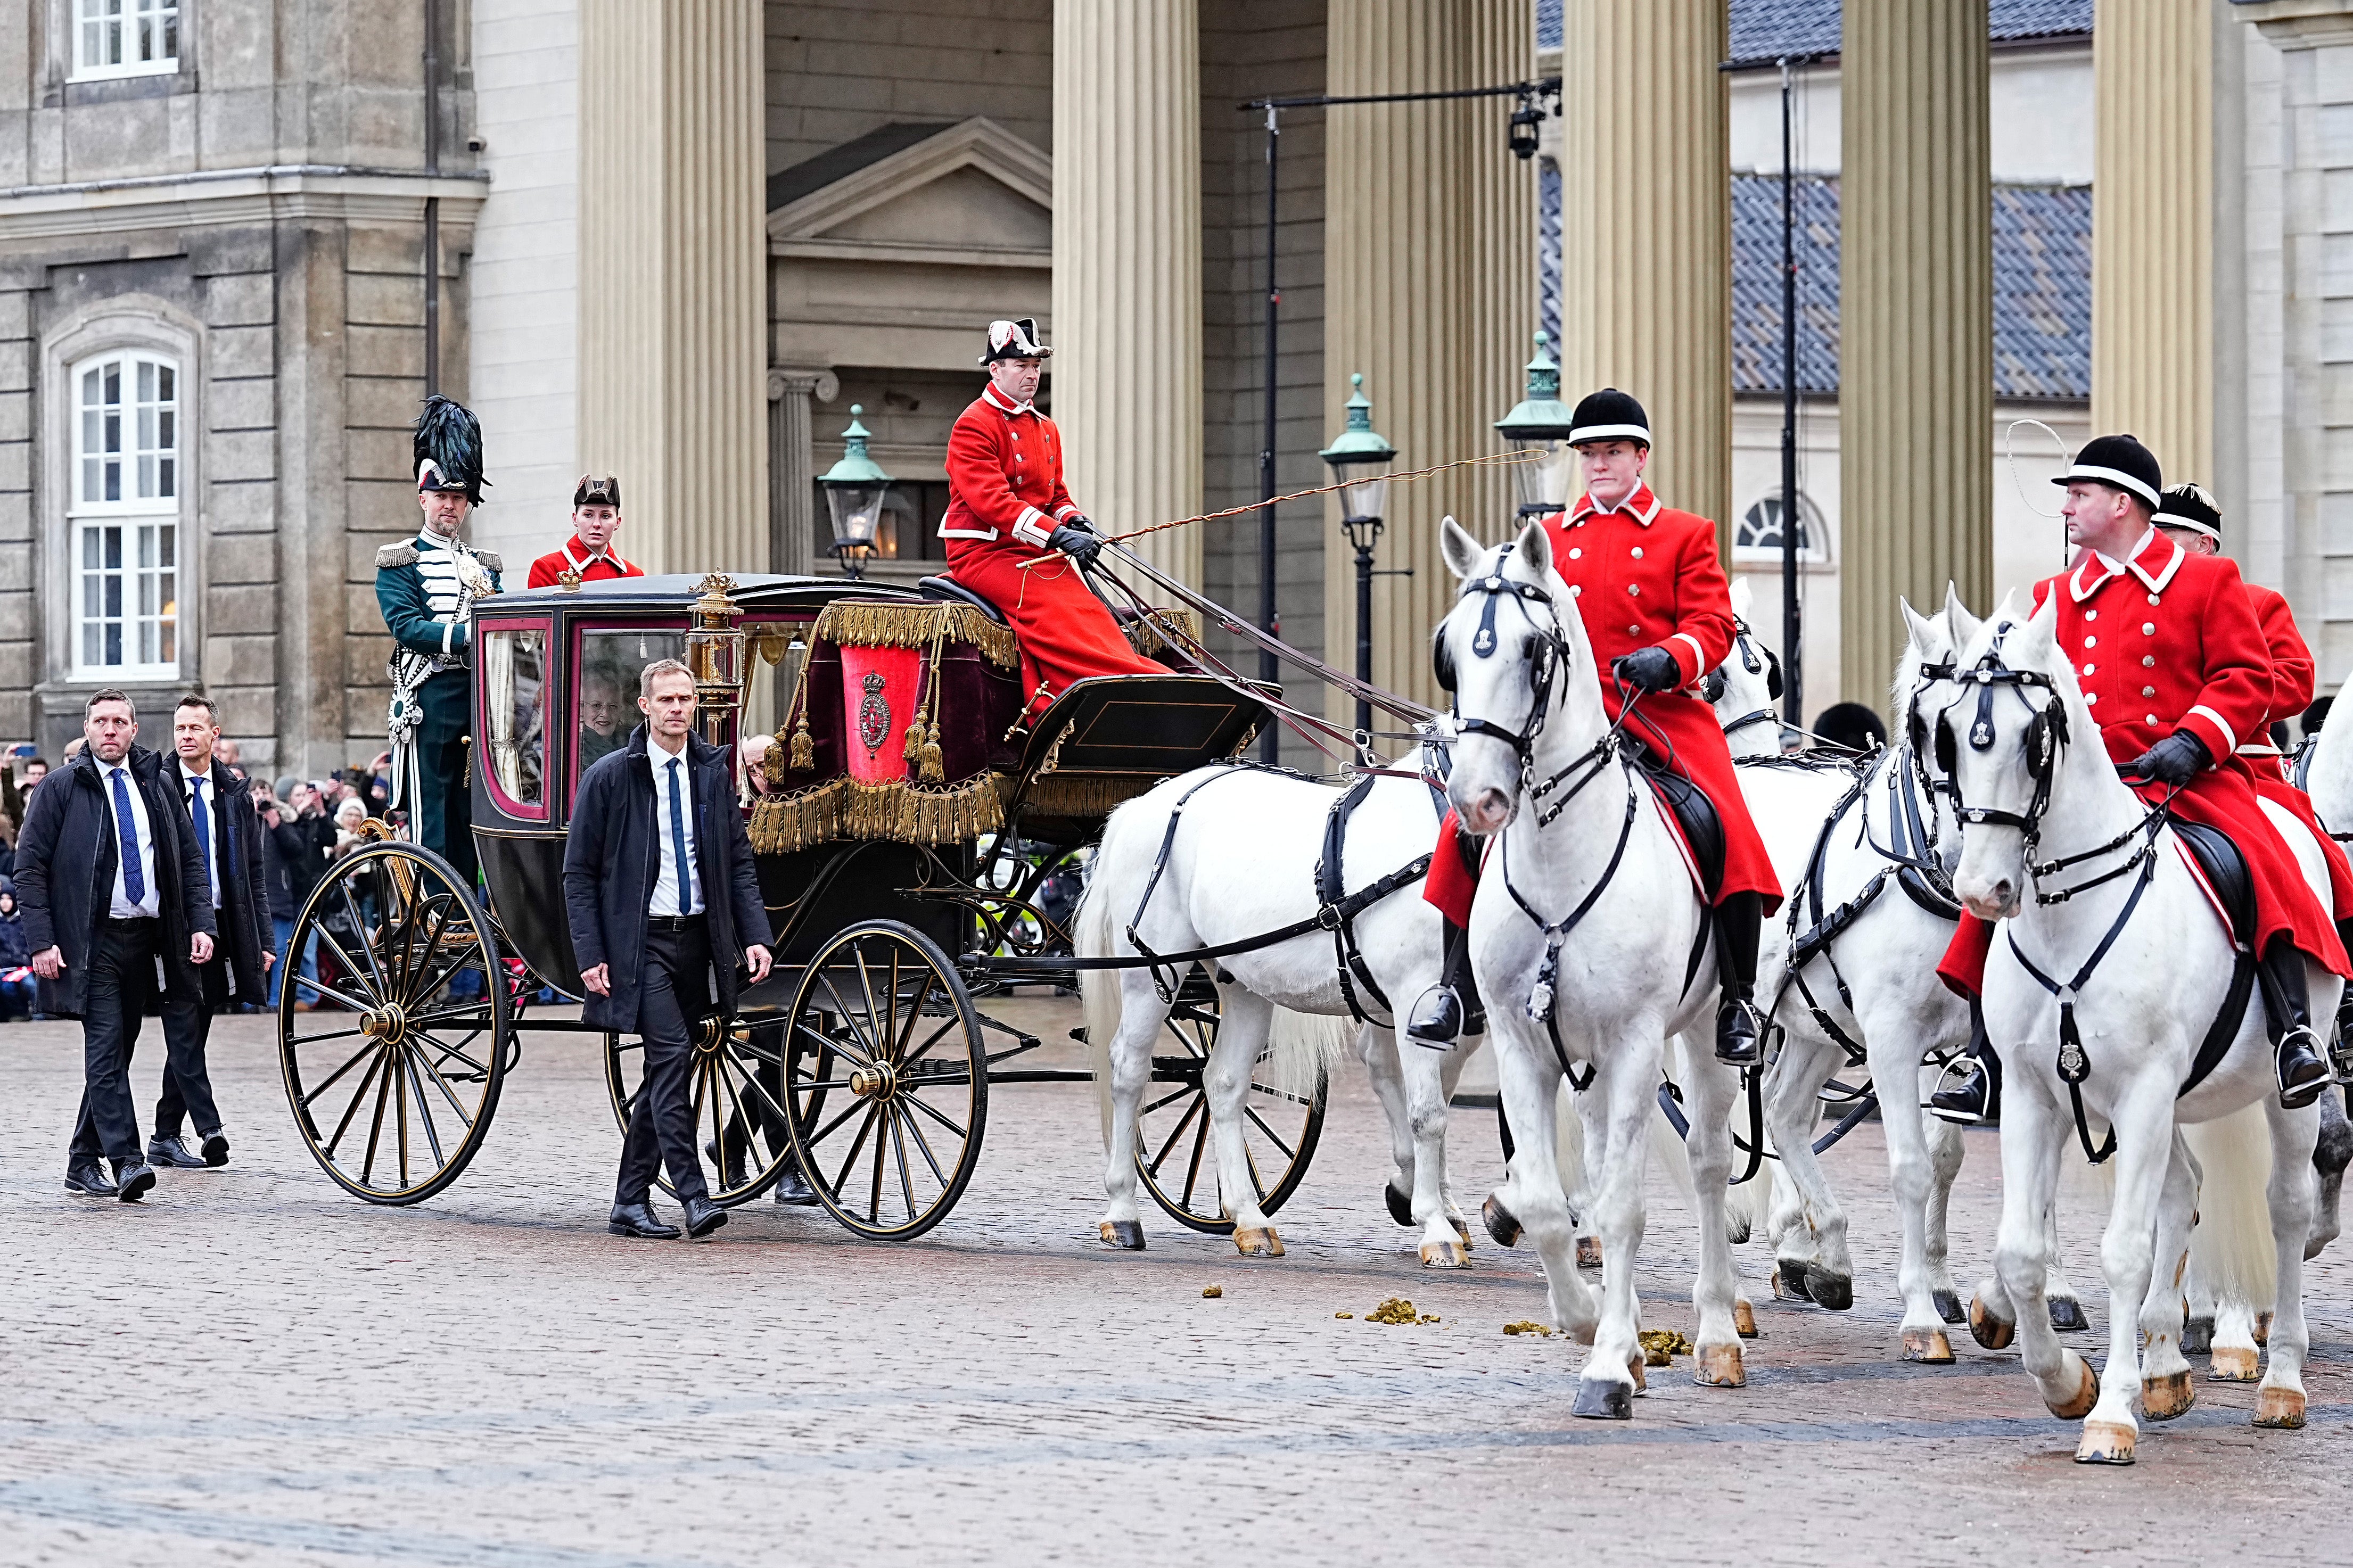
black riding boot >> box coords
[1406,919,1485,1048]
[1927,996,2004,1125]
[1713,891,1765,1066]
[2259,935,2331,1110]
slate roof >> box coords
[1718,0,2093,67]
[1726,175,2091,401]
[768,121,955,213]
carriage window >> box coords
[575,628,688,796]
[480,625,547,813]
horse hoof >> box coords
[2209,1346,2260,1382]
[1481,1194,1522,1249]
[1099,1219,1146,1250]
[1419,1239,1470,1269]
[2142,1370,2195,1421]
[1772,1260,1813,1302]
[1932,1288,1965,1325]
[2074,1420,2137,1465]
[1732,1299,1758,1339]
[2256,1385,2308,1429]
[2255,1310,2273,1346]
[1233,1225,1285,1258]
[1693,1342,1746,1387]
[1807,1272,1854,1312]
[1967,1295,2015,1351]
[2183,1315,2215,1356]
[1385,1182,1414,1227]
[1901,1328,1955,1364]
[2048,1295,2090,1332]
[2046,1351,2099,1420]
[1576,1235,1603,1270]
[1571,1378,1635,1421]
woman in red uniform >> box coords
[939,319,1164,721]
[1410,389,1782,1066]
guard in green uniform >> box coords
[376,395,502,885]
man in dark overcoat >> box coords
[563,658,772,1240]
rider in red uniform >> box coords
[939,318,1163,720]
[1410,388,1782,1066]
[1934,439,2342,1112]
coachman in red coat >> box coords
[1409,388,1781,1068]
[1935,441,2343,1115]
[939,318,1163,721]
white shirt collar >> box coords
[564,536,630,574]
[982,384,1037,418]
[2068,526,2184,601]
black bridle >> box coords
[1703,616,1784,742]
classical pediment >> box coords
[768,118,1052,268]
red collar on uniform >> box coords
[2068,526,2182,602]
[1566,482,1662,528]
[564,537,635,576]
[982,385,1039,419]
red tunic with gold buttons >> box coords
[525,537,644,590]
[1938,529,2348,995]
[2243,582,2353,920]
[1425,481,1781,923]
[939,385,1163,717]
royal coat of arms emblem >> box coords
[858,670,892,758]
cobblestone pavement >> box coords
[5,1001,2351,1567]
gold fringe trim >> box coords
[748,772,1009,853]
[1124,607,1199,662]
[812,599,1021,671]
[1023,772,1161,819]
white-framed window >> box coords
[1733,491,1828,565]
[71,0,179,82]
[69,351,180,679]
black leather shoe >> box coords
[1714,998,1763,1067]
[772,1157,820,1206]
[704,1137,745,1191]
[682,1195,729,1239]
[1405,985,1465,1047]
[1927,1059,1996,1126]
[608,1200,682,1240]
[2278,1027,2330,1110]
[113,1159,157,1202]
[200,1130,230,1167]
[64,1161,117,1196]
[147,1135,206,1169]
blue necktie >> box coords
[667,758,695,914]
[111,767,145,907]
[190,774,213,899]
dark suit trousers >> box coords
[415,735,477,885]
[153,965,225,1141]
[68,918,161,1165]
[615,917,713,1206]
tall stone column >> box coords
[767,368,836,577]
[1840,0,1992,711]
[1553,0,1731,540]
[1054,0,1204,589]
[1324,0,1534,717]
[577,0,767,577]
[2093,2,2214,489]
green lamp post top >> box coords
[1319,373,1397,467]
[1493,332,1577,441]
[819,405,893,486]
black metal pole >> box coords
[422,0,440,396]
[1257,105,1281,763]
[1779,57,1801,728]
[1354,533,1376,738]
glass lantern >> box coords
[1493,332,1578,521]
[818,405,893,578]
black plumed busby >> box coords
[1567,387,1650,448]
[2152,482,2222,541]
[2053,433,2161,511]
[980,317,1051,364]
[414,394,489,504]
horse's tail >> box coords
[2186,1102,2281,1313]
[1266,1010,1357,1104]
[1554,1077,1588,1215]
[1078,799,1150,1151]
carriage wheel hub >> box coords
[360,1004,405,1044]
[850,1062,896,1099]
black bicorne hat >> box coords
[1567,387,1650,448]
[2053,433,2161,510]
[981,318,1052,365]
[414,394,489,505]
[574,474,621,509]
[2152,482,2222,541]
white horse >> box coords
[1076,745,1484,1265]
[1441,516,1750,1415]
[1938,595,2332,1463]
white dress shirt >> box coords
[179,760,224,909]
[648,746,704,918]
[105,762,161,919]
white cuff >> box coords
[937,525,997,540]
[1055,503,1082,521]
[1012,506,1055,547]
[2185,704,2236,757]
[441,623,455,657]
[1670,632,1709,681]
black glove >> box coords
[1612,646,1684,694]
[1047,519,1102,567]
[2127,729,2209,786]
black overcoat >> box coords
[168,758,274,1007]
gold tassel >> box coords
[918,733,945,784]
[902,717,927,767]
[789,712,814,771]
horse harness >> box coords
[1704,616,1787,746]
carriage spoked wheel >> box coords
[277,840,510,1204]
[603,1018,800,1207]
[1133,970,1328,1234]
[783,920,988,1241]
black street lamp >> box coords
[1492,331,1578,523]
[1320,373,1397,740]
[817,405,892,579]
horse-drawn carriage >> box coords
[275,569,1327,1240]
